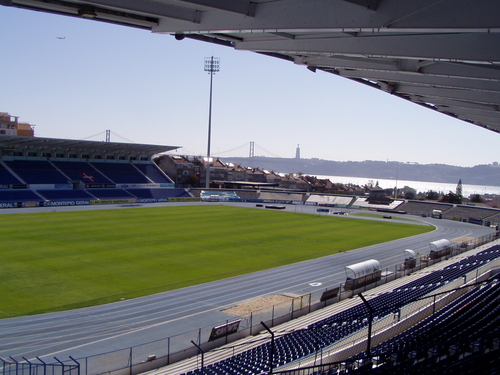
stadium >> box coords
[2,1,500,375]
[0,134,499,375]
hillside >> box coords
[220,157,500,186]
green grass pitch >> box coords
[0,205,432,317]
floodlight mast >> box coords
[204,56,220,189]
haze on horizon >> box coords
[1,6,499,169]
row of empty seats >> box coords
[0,188,191,203]
[395,200,500,225]
[396,201,454,216]
[306,195,357,206]
[444,205,500,222]
[183,245,500,375]
[0,160,173,185]
[338,273,500,374]
[352,197,404,210]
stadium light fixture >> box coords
[204,56,220,189]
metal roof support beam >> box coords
[79,0,202,23]
[296,57,500,83]
[342,0,379,11]
[9,0,198,23]
[179,0,257,17]
[337,69,500,93]
[397,84,500,106]
[418,97,500,112]
[153,0,500,34]
[235,34,500,64]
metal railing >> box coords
[0,357,79,375]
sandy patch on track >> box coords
[223,294,293,317]
[453,237,475,243]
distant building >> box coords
[198,157,228,186]
[156,155,316,191]
[156,155,198,187]
[295,144,300,159]
[155,155,229,188]
[225,163,247,182]
[263,170,282,184]
[0,112,35,137]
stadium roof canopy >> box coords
[0,135,179,156]
[3,0,500,133]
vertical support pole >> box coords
[21,358,31,375]
[9,357,19,375]
[203,56,220,189]
[69,356,80,375]
[191,341,204,370]
[167,337,171,365]
[359,293,374,360]
[54,357,66,375]
[250,312,253,335]
[261,321,275,374]
[129,347,133,375]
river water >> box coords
[313,175,500,197]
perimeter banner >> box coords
[90,199,137,205]
[45,200,91,207]
[209,320,241,341]
[0,202,21,208]
[168,197,200,202]
[320,287,340,302]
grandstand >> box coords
[341,273,500,374]
[351,197,404,211]
[444,205,500,225]
[306,194,356,207]
[396,200,500,227]
[396,201,455,218]
[0,135,193,208]
[156,244,500,375]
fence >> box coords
[272,279,500,375]
[0,357,79,375]
[55,232,500,375]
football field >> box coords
[0,205,432,317]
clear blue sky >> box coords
[1,6,498,167]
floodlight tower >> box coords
[204,56,220,189]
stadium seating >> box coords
[126,188,191,199]
[4,160,69,184]
[396,201,453,216]
[0,162,23,185]
[133,163,173,184]
[86,189,136,200]
[0,159,193,205]
[181,245,500,375]
[306,195,357,206]
[352,198,404,210]
[37,189,95,201]
[51,161,113,184]
[444,205,500,222]
[0,189,44,202]
[90,162,150,183]
[342,273,500,374]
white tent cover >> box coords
[404,249,417,260]
[345,259,381,279]
[429,239,452,253]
